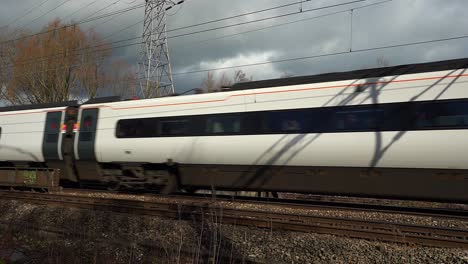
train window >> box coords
[263,110,307,133]
[333,107,382,131]
[79,132,92,142]
[116,119,158,138]
[206,115,241,134]
[159,119,189,136]
[414,101,468,129]
[117,119,137,138]
[82,116,93,131]
[114,99,468,137]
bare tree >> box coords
[142,80,162,98]
[233,70,251,83]
[0,29,15,102]
[3,19,112,105]
[107,61,137,99]
[201,70,252,93]
[201,72,217,93]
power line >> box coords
[102,19,144,40]
[20,0,75,29]
[79,0,124,22]
[186,0,392,47]
[7,34,468,81]
[0,0,52,29]
[0,0,348,46]
[166,0,317,33]
[0,0,365,69]
[67,0,100,22]
[172,34,468,76]
[165,0,364,39]
[0,3,145,46]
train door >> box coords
[77,108,99,160]
[42,108,80,183]
[42,111,63,160]
[74,108,101,182]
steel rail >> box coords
[62,188,468,220]
[170,192,468,220]
[1,191,467,249]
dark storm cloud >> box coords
[1,0,468,93]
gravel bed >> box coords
[0,200,466,264]
[280,193,468,210]
[56,190,468,230]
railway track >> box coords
[175,192,468,220]
[1,190,467,249]
[62,188,468,220]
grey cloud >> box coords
[1,0,468,94]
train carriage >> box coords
[0,102,79,183]
[1,58,468,201]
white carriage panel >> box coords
[0,123,44,134]
[0,114,43,124]
[249,80,358,111]
[95,93,247,162]
[0,132,44,162]
[123,130,468,169]
[247,69,468,112]
[0,107,67,162]
[92,91,246,130]
[182,136,253,165]
[367,130,468,170]
[368,72,468,104]
[0,111,47,162]
[183,134,375,167]
[261,131,468,169]
[95,131,193,163]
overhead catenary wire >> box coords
[172,34,468,76]
[166,0,364,35]
[0,0,352,47]
[0,0,366,70]
[79,0,124,22]
[67,0,101,22]
[185,0,392,47]
[8,34,468,83]
[20,0,75,29]
[0,2,145,46]
[0,0,52,29]
[165,0,319,33]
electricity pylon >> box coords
[139,0,184,98]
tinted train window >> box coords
[160,119,189,136]
[79,115,94,142]
[82,116,93,130]
[117,118,158,138]
[263,110,306,133]
[206,115,241,134]
[115,99,468,138]
[334,108,383,131]
[414,101,468,129]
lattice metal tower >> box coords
[139,0,182,98]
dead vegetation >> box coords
[0,200,466,264]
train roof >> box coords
[0,100,78,113]
[1,58,468,112]
[231,57,468,90]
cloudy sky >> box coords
[1,0,468,93]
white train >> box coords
[1,58,468,201]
